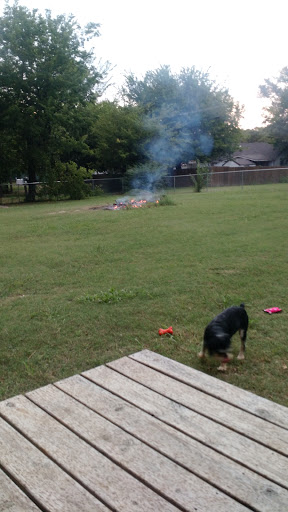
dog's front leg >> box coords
[198,346,206,359]
[237,330,246,360]
[217,354,233,371]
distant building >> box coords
[214,142,282,167]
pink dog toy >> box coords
[263,307,282,314]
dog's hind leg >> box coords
[237,329,246,360]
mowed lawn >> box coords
[1,184,287,405]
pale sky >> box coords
[1,0,286,128]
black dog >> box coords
[199,303,249,371]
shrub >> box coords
[57,161,93,200]
[190,162,210,192]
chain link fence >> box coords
[1,167,288,205]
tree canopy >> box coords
[239,127,273,144]
[83,101,150,174]
[121,65,242,169]
[0,4,249,201]
[0,2,108,198]
[260,67,288,162]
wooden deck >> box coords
[1,350,288,512]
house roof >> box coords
[213,142,281,167]
[232,157,256,166]
[233,142,279,163]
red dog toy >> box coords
[158,326,173,336]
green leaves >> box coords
[121,65,242,166]
[86,101,149,173]
[260,67,288,162]
[0,4,109,189]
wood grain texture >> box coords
[0,395,178,512]
[0,416,108,512]
[106,356,288,455]
[52,376,288,512]
[82,363,288,488]
[27,384,253,512]
[1,350,288,512]
[130,350,288,429]
[0,469,41,512]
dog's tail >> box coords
[240,303,245,308]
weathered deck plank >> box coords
[106,356,288,455]
[81,363,288,488]
[25,385,248,512]
[0,469,41,512]
[0,350,287,512]
[130,349,288,428]
[0,395,179,512]
[52,376,288,512]
[0,417,108,512]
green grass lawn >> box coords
[1,184,288,406]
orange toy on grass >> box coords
[158,326,173,336]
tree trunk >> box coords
[26,168,37,202]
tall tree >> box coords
[260,67,288,162]
[240,127,273,143]
[0,3,108,199]
[84,101,150,174]
[121,65,242,169]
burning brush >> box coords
[109,193,160,210]
[92,193,173,211]
[114,198,148,209]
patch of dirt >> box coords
[46,205,110,215]
[47,210,67,215]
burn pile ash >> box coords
[104,193,160,210]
